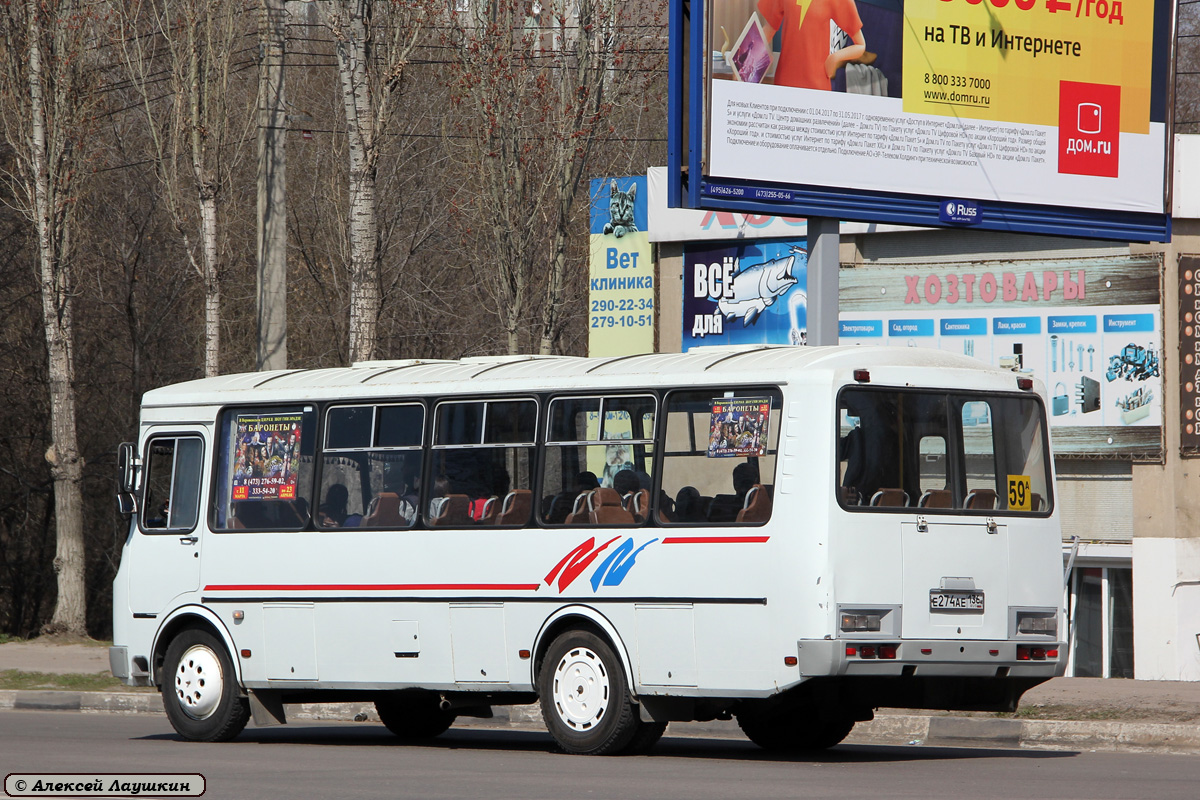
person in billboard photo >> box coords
[756,0,866,91]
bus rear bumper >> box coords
[797,638,1066,680]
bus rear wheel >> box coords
[538,630,658,755]
[736,706,855,752]
[161,629,249,742]
[375,690,457,740]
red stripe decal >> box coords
[204,584,542,592]
[660,536,770,544]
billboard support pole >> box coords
[807,217,840,346]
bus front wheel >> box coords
[538,630,662,755]
[161,629,249,742]
[375,690,456,739]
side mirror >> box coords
[116,442,138,516]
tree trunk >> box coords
[200,193,221,376]
[26,0,87,636]
[539,210,570,356]
[331,2,381,364]
[193,14,221,378]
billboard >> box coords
[588,176,654,356]
[683,239,809,350]
[668,0,1174,241]
[838,255,1163,456]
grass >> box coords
[0,669,154,692]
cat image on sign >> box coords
[602,180,638,238]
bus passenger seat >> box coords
[478,496,499,524]
[870,488,910,507]
[588,488,633,525]
[965,488,997,510]
[496,489,532,526]
[918,489,952,508]
[564,492,590,525]
[363,492,404,527]
[1031,492,1045,511]
[429,494,472,526]
[629,489,650,523]
[736,484,772,523]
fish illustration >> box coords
[717,252,799,326]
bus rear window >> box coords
[838,388,1050,513]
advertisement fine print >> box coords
[706,0,1169,215]
[231,413,303,501]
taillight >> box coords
[846,644,898,659]
[1017,646,1057,661]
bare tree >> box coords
[446,0,661,354]
[321,0,431,363]
[112,0,253,377]
[0,0,105,635]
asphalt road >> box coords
[3,711,1200,800]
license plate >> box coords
[929,591,984,611]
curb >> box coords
[3,691,1198,754]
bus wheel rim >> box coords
[551,646,610,731]
[174,644,223,720]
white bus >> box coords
[111,346,1065,755]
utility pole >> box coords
[256,0,287,370]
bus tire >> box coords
[736,707,855,752]
[620,719,668,755]
[538,630,642,755]
[161,629,249,742]
[375,690,456,739]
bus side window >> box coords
[214,407,316,531]
[658,388,780,526]
[321,404,423,530]
[539,394,655,527]
[429,398,536,528]
[141,436,203,532]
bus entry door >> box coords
[899,519,1009,641]
[127,431,206,616]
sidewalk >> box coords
[4,640,1200,754]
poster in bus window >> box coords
[708,398,771,458]
[231,413,303,500]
